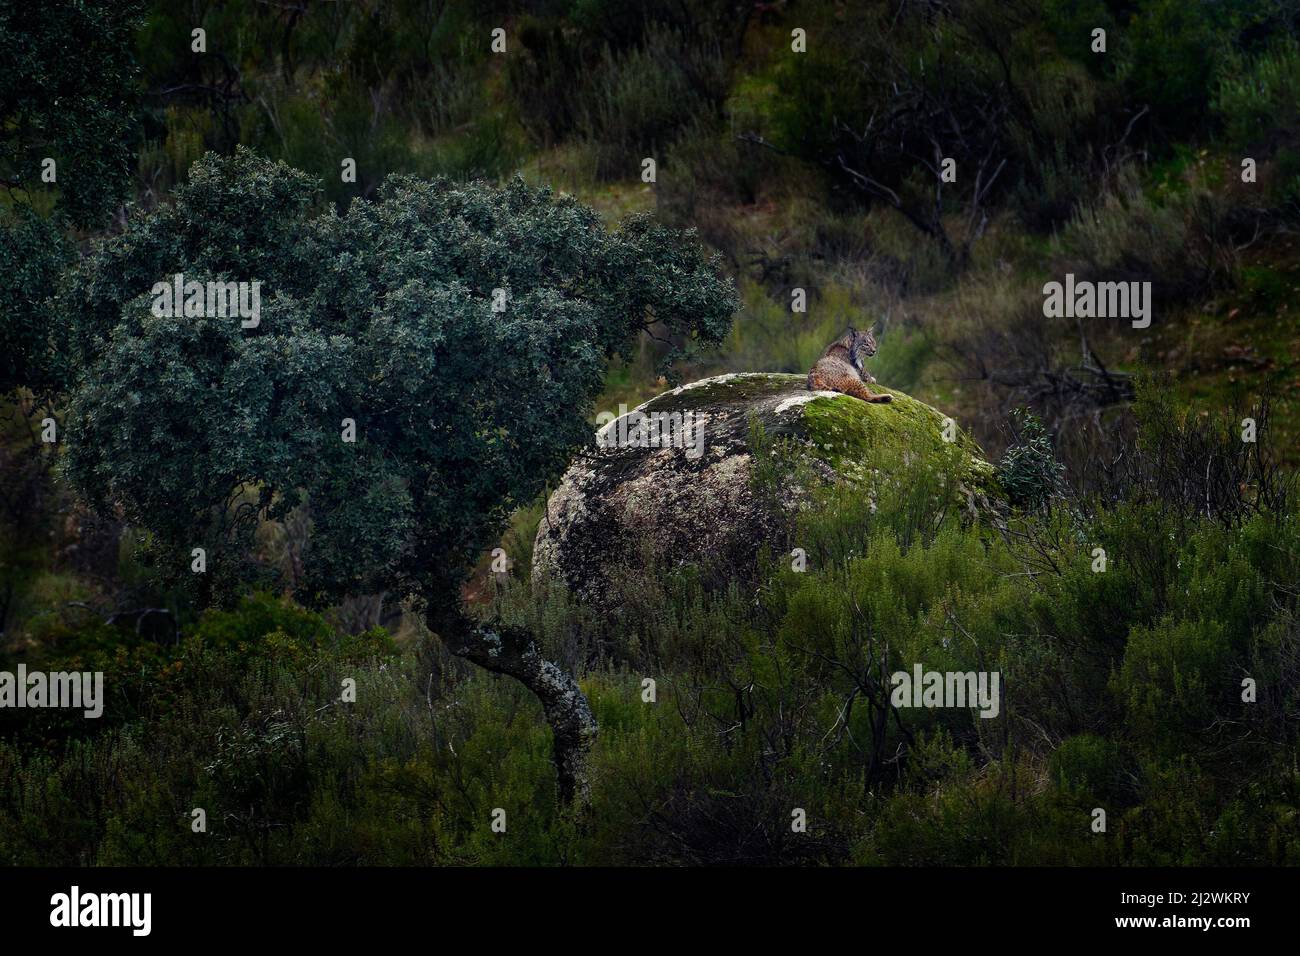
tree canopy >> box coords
[57,148,737,610]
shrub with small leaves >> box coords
[996,408,1064,510]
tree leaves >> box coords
[59,149,738,607]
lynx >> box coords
[807,327,892,404]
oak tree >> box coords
[57,148,737,801]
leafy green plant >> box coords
[996,409,1064,510]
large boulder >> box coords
[533,372,998,604]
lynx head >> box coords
[840,326,878,372]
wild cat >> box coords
[806,327,893,404]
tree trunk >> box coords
[428,606,597,806]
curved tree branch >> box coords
[428,604,597,806]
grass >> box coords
[515,143,656,226]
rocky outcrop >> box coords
[533,372,998,605]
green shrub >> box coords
[1051,734,1136,804]
[1214,38,1300,148]
[1057,167,1238,299]
[997,409,1064,511]
[581,26,727,180]
[1120,0,1226,135]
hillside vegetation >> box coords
[2,0,1299,864]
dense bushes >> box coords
[3,390,1298,865]
[1121,0,1225,135]
[128,0,745,200]
[507,16,733,180]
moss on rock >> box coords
[801,387,999,497]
